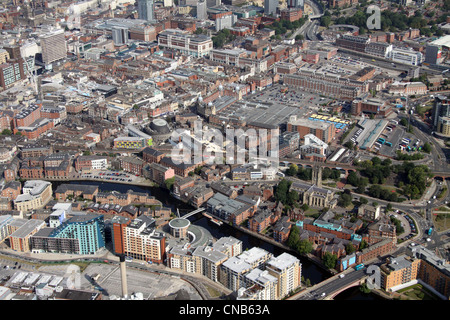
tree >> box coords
[286,164,298,176]
[359,239,369,250]
[422,142,432,153]
[346,243,355,254]
[297,239,313,255]
[165,177,175,191]
[287,190,300,206]
[275,179,291,205]
[386,203,393,212]
[338,192,352,207]
[322,252,338,269]
[320,15,332,27]
[400,118,408,126]
[1,129,12,135]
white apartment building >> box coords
[265,253,301,299]
[158,29,213,57]
[388,47,423,66]
[14,180,52,212]
[91,158,108,170]
[39,28,67,66]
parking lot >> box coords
[375,120,424,158]
[71,170,143,184]
[248,84,333,110]
[0,261,201,300]
[390,211,417,241]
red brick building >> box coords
[142,147,166,163]
[280,8,303,22]
[120,156,144,176]
[0,180,21,200]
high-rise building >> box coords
[265,253,301,299]
[432,95,450,138]
[197,0,207,20]
[112,215,166,263]
[112,27,129,45]
[264,0,277,16]
[0,57,34,90]
[137,0,155,22]
[30,215,105,255]
[425,43,443,65]
[288,0,303,8]
[39,28,67,66]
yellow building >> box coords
[0,49,10,64]
[168,245,203,274]
[123,217,165,263]
[113,137,148,149]
[265,252,302,299]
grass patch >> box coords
[204,284,223,298]
[433,212,450,232]
[397,283,440,300]
[304,208,320,217]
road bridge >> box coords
[290,269,368,300]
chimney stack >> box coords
[120,255,128,299]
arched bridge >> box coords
[279,158,357,177]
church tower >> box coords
[312,164,323,188]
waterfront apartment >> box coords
[30,215,105,255]
[14,180,52,212]
[119,216,166,263]
[239,268,278,300]
[219,247,272,292]
[193,246,229,282]
[379,244,450,299]
[265,253,301,299]
[54,184,98,201]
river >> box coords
[52,180,383,298]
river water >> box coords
[53,180,383,298]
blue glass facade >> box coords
[51,215,105,255]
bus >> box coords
[377,138,386,144]
[355,264,365,271]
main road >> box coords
[289,0,322,41]
[291,268,367,300]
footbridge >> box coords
[180,207,205,219]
